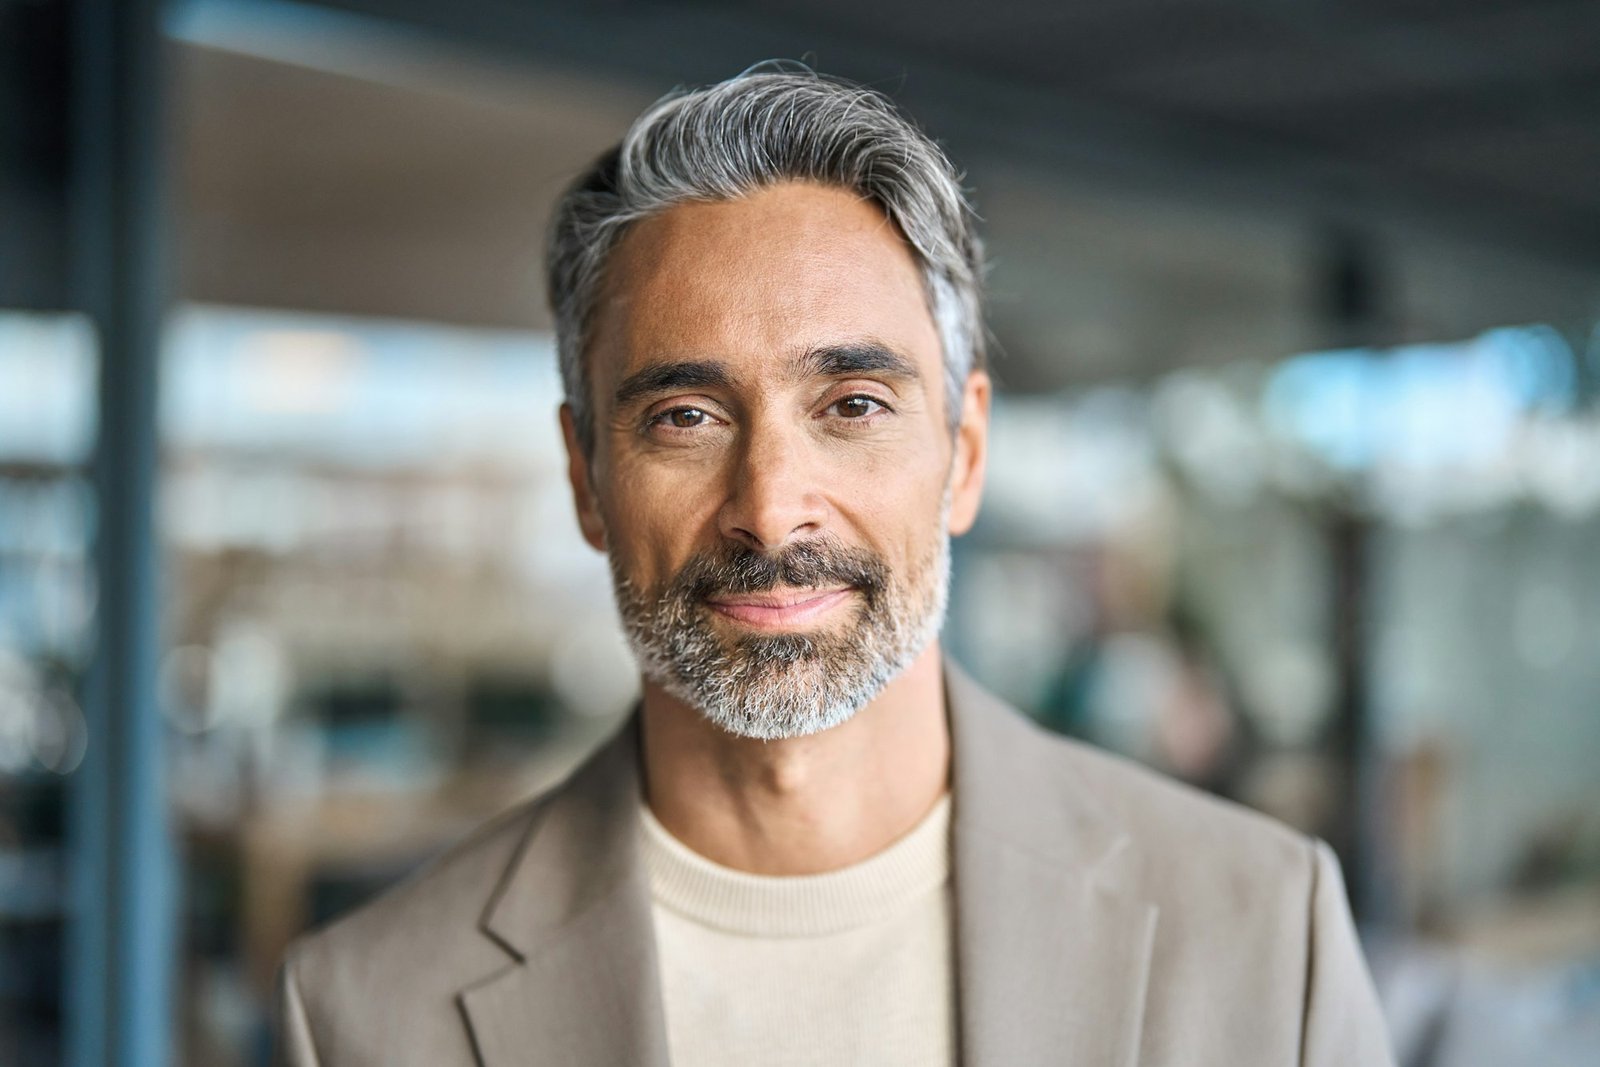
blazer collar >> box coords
[946,660,1159,1067]
[460,717,671,1067]
[457,660,1158,1067]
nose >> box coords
[716,420,830,552]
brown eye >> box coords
[668,408,707,428]
[833,396,883,418]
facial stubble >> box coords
[610,505,952,741]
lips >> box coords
[704,586,856,629]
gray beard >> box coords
[610,521,950,741]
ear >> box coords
[560,404,608,551]
[946,370,990,537]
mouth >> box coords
[703,586,856,630]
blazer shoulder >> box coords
[275,719,646,1062]
[1025,729,1392,1063]
[1030,721,1318,891]
[281,776,559,1002]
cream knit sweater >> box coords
[639,793,956,1067]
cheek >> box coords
[844,459,949,558]
[825,410,951,484]
[598,460,722,580]
[804,420,952,541]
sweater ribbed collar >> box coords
[638,793,951,938]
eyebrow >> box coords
[794,341,921,382]
[613,360,734,408]
[610,341,921,410]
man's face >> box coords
[562,181,989,738]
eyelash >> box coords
[825,394,892,421]
[643,393,894,434]
[647,406,717,431]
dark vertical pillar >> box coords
[66,0,175,1065]
[0,0,72,310]
[1314,226,1384,924]
[1326,507,1376,917]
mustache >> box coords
[672,537,889,603]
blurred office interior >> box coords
[3,0,1600,1063]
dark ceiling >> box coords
[739,0,1600,215]
[311,0,1600,266]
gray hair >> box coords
[545,66,986,453]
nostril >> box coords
[729,526,766,552]
[716,473,831,551]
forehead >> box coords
[588,182,940,383]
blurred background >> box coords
[3,0,1600,1064]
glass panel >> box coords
[0,312,98,1067]
[951,318,1600,1065]
[160,307,627,1062]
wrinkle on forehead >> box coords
[587,182,940,401]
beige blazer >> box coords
[275,662,1395,1065]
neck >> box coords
[637,643,950,875]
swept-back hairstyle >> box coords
[544,65,986,452]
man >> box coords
[275,68,1395,1066]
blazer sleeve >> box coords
[1300,838,1396,1067]
[273,948,323,1067]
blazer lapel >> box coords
[947,662,1160,1067]
[457,718,671,1067]
[452,665,1158,1067]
